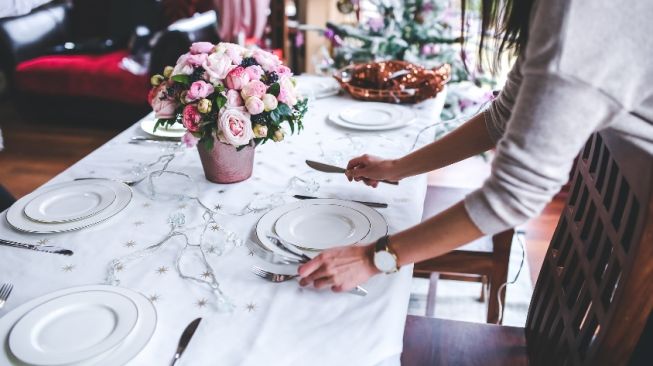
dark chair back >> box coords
[525,132,653,365]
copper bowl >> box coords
[333,60,450,104]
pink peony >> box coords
[225,66,250,90]
[186,80,215,101]
[182,104,202,132]
[190,42,214,54]
[151,85,177,119]
[245,65,264,80]
[225,89,244,107]
[186,53,208,67]
[217,107,253,146]
[182,131,199,148]
[277,77,298,106]
[240,80,267,99]
[253,49,282,72]
[215,42,246,64]
[202,53,236,84]
[275,65,292,78]
[172,53,194,76]
[245,97,265,115]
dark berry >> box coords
[190,67,205,83]
[251,113,268,124]
[240,57,258,67]
[263,71,278,85]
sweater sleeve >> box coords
[484,57,524,143]
[462,0,624,235]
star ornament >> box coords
[245,302,257,312]
[115,263,125,272]
[37,239,49,245]
[196,298,209,308]
[149,294,161,303]
[124,240,136,248]
[61,264,75,272]
[156,266,169,275]
[200,271,213,279]
[210,224,220,231]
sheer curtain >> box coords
[213,0,271,43]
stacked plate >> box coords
[296,75,341,99]
[6,179,132,233]
[0,285,156,366]
[140,117,186,138]
[255,199,387,255]
[328,102,417,131]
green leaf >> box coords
[288,120,295,134]
[153,119,163,132]
[268,83,280,97]
[201,136,214,151]
[215,95,227,111]
[277,103,291,117]
[171,74,190,85]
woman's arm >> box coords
[344,112,495,186]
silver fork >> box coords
[0,283,13,309]
[251,266,298,282]
[251,266,368,296]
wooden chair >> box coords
[402,132,653,365]
[414,186,514,324]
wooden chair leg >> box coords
[487,230,513,324]
[425,273,439,317]
[479,275,488,302]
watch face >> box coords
[374,251,397,273]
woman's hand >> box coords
[345,154,401,188]
[298,244,380,292]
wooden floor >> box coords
[0,100,561,283]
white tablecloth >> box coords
[0,83,444,366]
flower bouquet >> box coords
[148,42,307,183]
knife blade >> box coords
[294,195,388,208]
[0,239,73,256]
[170,318,202,366]
[305,160,399,185]
[266,234,368,297]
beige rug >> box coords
[408,235,533,327]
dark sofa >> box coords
[0,0,219,123]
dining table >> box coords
[0,77,446,366]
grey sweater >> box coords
[463,0,653,235]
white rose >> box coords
[202,53,237,84]
[217,107,254,146]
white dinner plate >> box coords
[0,285,157,366]
[328,104,416,131]
[256,199,387,257]
[6,179,132,233]
[24,182,116,223]
[140,117,186,138]
[339,103,402,126]
[296,75,340,99]
[274,204,371,250]
[9,291,139,366]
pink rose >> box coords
[186,53,208,67]
[253,49,282,72]
[226,89,244,107]
[190,42,214,54]
[151,85,177,119]
[202,53,236,84]
[245,65,264,80]
[245,97,264,115]
[182,104,202,132]
[182,131,199,148]
[276,65,292,78]
[240,80,267,99]
[225,66,250,90]
[172,53,194,76]
[218,107,253,146]
[186,80,215,101]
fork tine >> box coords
[251,266,270,279]
[5,284,13,300]
[0,283,10,300]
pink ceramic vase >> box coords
[197,138,255,183]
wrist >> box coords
[365,244,381,274]
[386,159,405,181]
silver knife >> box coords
[305,160,399,185]
[0,239,73,256]
[266,234,368,297]
[294,195,388,208]
[170,317,202,366]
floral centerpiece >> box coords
[148,42,307,183]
